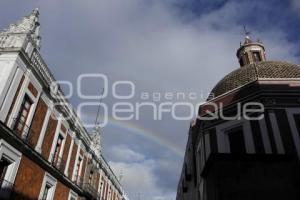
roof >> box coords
[209,61,300,100]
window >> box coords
[73,157,82,182]
[52,135,64,165]
[108,187,111,199]
[41,184,51,200]
[68,190,78,200]
[0,158,12,200]
[88,170,93,184]
[14,95,32,135]
[0,140,22,199]
[252,51,261,62]
[0,158,10,186]
[197,138,206,173]
[99,181,104,194]
[226,127,246,154]
[38,173,56,200]
[103,180,107,198]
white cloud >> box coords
[291,0,300,10]
[97,1,298,198]
[53,0,298,95]
[110,145,145,163]
[6,1,299,200]
[49,1,299,199]
[109,157,176,200]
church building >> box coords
[176,33,300,200]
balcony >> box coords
[73,177,100,199]
[82,182,99,200]
[0,179,14,200]
[12,118,36,148]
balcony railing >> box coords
[51,154,66,174]
[12,118,36,148]
[75,178,100,199]
[0,179,14,200]
[83,183,99,199]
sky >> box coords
[1,0,300,199]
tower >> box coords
[90,88,105,158]
[0,8,41,57]
[90,125,102,158]
[236,32,266,67]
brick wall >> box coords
[80,149,83,157]
[61,124,66,134]
[68,143,78,179]
[13,156,44,199]
[112,191,116,200]
[54,181,70,200]
[5,75,24,124]
[80,155,87,181]
[28,82,38,97]
[41,113,58,160]
[62,134,72,170]
[30,98,47,147]
[95,172,100,191]
[105,181,108,200]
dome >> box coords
[209,61,300,99]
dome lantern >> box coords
[236,29,266,67]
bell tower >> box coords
[236,28,266,67]
[0,8,41,56]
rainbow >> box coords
[106,117,184,157]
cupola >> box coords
[236,32,266,67]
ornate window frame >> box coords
[68,190,78,200]
[38,172,57,200]
[0,139,22,182]
[216,119,255,154]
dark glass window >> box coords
[0,158,10,183]
[52,135,63,164]
[100,181,103,194]
[252,51,261,62]
[74,157,82,182]
[88,170,94,184]
[14,95,32,134]
[227,127,246,154]
[41,184,51,200]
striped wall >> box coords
[197,108,300,168]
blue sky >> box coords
[1,0,300,199]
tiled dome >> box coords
[209,61,300,99]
